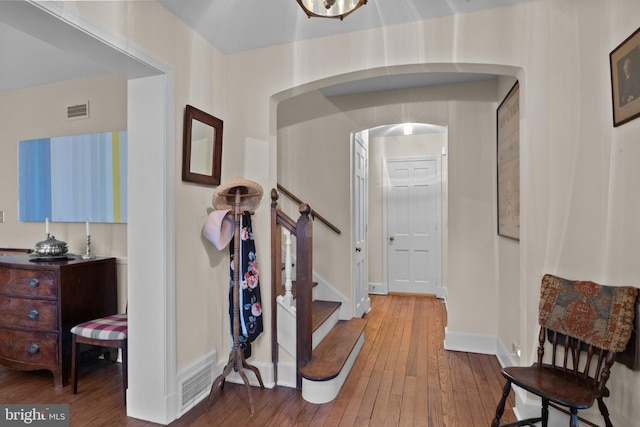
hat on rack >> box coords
[213,177,263,211]
[203,209,234,250]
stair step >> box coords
[311,300,341,333]
[300,318,367,381]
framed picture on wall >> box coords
[610,27,640,127]
[497,81,520,240]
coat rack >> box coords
[207,181,265,415]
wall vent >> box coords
[177,355,215,416]
[67,102,89,120]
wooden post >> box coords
[295,203,313,389]
[270,188,281,384]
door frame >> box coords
[352,130,371,317]
[30,2,177,422]
[382,155,443,297]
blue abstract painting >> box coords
[18,131,128,223]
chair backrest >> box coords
[537,274,638,392]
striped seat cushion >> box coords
[71,313,128,341]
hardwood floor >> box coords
[0,295,516,426]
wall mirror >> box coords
[182,105,223,186]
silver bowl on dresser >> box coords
[33,235,68,257]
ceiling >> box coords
[1,0,530,115]
[157,0,534,55]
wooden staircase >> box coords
[271,189,366,404]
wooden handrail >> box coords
[277,183,341,235]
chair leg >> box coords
[569,408,579,427]
[71,334,79,394]
[122,340,128,405]
[541,398,548,427]
[597,397,613,427]
[492,380,512,427]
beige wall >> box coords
[67,0,231,376]
[0,74,129,310]
[19,0,640,424]
[278,78,502,335]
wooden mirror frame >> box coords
[182,105,223,186]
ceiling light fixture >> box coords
[403,123,414,136]
[296,0,367,20]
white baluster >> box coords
[282,229,294,307]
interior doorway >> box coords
[384,156,442,296]
[6,3,177,422]
[364,123,447,298]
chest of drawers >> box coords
[0,254,117,387]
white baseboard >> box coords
[368,282,388,295]
[214,359,275,389]
[276,361,297,389]
[174,350,275,420]
[495,336,519,368]
[443,328,498,354]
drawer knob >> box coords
[28,278,39,288]
[28,344,40,354]
[28,310,39,320]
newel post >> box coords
[270,188,281,384]
[296,203,313,389]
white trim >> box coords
[276,361,298,388]
[443,329,498,354]
[25,1,165,77]
[496,336,520,368]
[368,282,388,295]
[215,360,275,389]
[352,131,371,318]
[276,299,297,357]
[128,73,176,424]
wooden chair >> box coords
[492,274,638,427]
[70,313,128,404]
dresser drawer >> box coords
[0,296,57,330]
[0,327,58,366]
[0,267,57,299]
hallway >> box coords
[0,294,516,426]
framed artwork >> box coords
[182,105,223,186]
[497,81,520,240]
[18,131,128,223]
[610,27,640,127]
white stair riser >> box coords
[301,332,364,404]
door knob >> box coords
[389,236,395,241]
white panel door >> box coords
[353,131,370,317]
[386,157,441,295]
